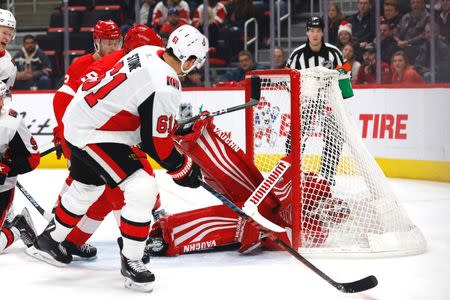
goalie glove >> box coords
[167,154,202,188]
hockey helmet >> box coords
[306,16,324,31]
[167,25,209,75]
[124,24,163,54]
[0,9,16,29]
[93,20,121,40]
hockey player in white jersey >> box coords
[0,9,17,91]
[28,25,208,292]
[0,81,40,253]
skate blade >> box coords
[72,255,97,262]
[25,246,69,268]
[124,278,154,293]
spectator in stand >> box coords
[342,43,361,83]
[159,8,186,36]
[437,0,449,44]
[192,0,227,49]
[152,0,190,31]
[415,23,450,82]
[394,0,429,63]
[327,2,344,45]
[356,44,392,84]
[336,20,353,48]
[346,0,376,48]
[377,20,400,64]
[140,0,158,26]
[336,21,362,62]
[218,50,266,83]
[383,0,403,31]
[274,46,286,68]
[13,35,52,90]
[391,50,425,83]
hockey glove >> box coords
[168,155,201,188]
[53,126,63,159]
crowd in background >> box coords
[10,0,450,90]
[327,0,449,85]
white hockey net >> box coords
[246,67,426,257]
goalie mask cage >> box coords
[245,67,426,257]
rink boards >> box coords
[7,85,450,182]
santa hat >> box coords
[338,20,352,35]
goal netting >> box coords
[245,67,426,257]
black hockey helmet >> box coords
[306,16,324,31]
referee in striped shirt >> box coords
[287,16,345,186]
[287,16,344,70]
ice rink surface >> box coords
[1,169,449,300]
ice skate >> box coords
[26,230,72,267]
[61,240,97,261]
[12,207,37,247]
[118,238,155,292]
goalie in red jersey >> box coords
[144,112,350,257]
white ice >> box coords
[1,169,449,300]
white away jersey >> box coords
[0,108,39,192]
[0,50,16,89]
[63,45,182,150]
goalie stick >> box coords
[177,76,261,127]
[200,181,378,293]
[16,146,59,221]
[242,157,291,232]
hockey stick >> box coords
[200,181,378,293]
[15,145,59,221]
[40,145,59,157]
[16,181,53,221]
[242,157,291,232]
[177,76,261,126]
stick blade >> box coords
[249,75,261,104]
[337,275,378,293]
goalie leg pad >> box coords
[173,118,286,219]
[149,205,239,256]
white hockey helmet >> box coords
[0,9,16,29]
[167,25,209,75]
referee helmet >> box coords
[306,16,324,31]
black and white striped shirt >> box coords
[287,42,344,70]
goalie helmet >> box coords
[124,24,163,54]
[93,20,121,40]
[0,9,16,29]
[167,25,209,75]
